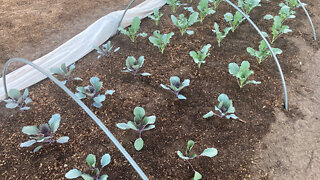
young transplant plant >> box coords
[4,88,32,111]
[212,22,232,47]
[177,140,218,180]
[238,0,261,15]
[65,153,110,180]
[160,76,190,100]
[75,77,115,108]
[20,114,69,152]
[50,63,83,84]
[149,30,174,54]
[247,39,283,64]
[166,0,181,13]
[224,11,245,32]
[122,56,151,76]
[148,8,163,25]
[117,107,156,151]
[94,41,120,59]
[228,61,261,88]
[197,0,216,23]
[118,17,147,43]
[209,0,224,10]
[189,44,211,68]
[171,12,199,36]
[281,0,306,10]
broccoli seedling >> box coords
[65,153,110,180]
[171,12,199,36]
[224,11,245,32]
[238,0,261,15]
[122,56,151,76]
[160,76,190,100]
[148,8,163,26]
[117,107,156,151]
[166,0,181,13]
[50,63,83,85]
[209,0,224,10]
[4,88,32,111]
[20,114,69,152]
[177,140,218,180]
[281,0,306,9]
[149,30,174,54]
[118,17,147,43]
[212,22,231,47]
[197,0,216,23]
[189,44,211,68]
[94,41,120,59]
[228,61,261,88]
[75,77,115,108]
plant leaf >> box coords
[20,140,36,147]
[105,90,115,95]
[177,151,189,160]
[187,140,195,154]
[8,89,21,100]
[86,154,96,168]
[228,63,240,76]
[143,125,155,131]
[201,148,218,157]
[48,113,61,133]
[56,136,70,143]
[33,145,43,153]
[177,94,187,100]
[6,102,18,109]
[134,138,144,151]
[134,107,145,120]
[193,171,202,180]
[22,126,39,135]
[101,154,111,168]
[100,175,108,180]
[140,73,151,76]
[203,111,214,118]
[81,174,94,180]
[160,84,170,90]
[116,123,130,130]
[65,169,82,179]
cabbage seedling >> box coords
[171,12,199,36]
[148,8,163,25]
[197,0,216,23]
[75,77,115,108]
[212,22,231,47]
[118,17,147,43]
[122,56,151,76]
[247,38,282,64]
[238,0,261,15]
[50,63,83,85]
[160,76,190,100]
[4,88,32,111]
[149,30,174,54]
[20,114,69,152]
[224,11,245,32]
[209,0,224,10]
[65,153,110,180]
[166,0,181,13]
[228,61,261,88]
[177,140,218,180]
[189,44,211,68]
[94,41,120,59]
[117,107,156,151]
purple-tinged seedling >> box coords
[50,63,82,85]
[177,140,218,180]
[160,76,190,100]
[4,88,32,111]
[75,77,115,108]
[94,41,120,59]
[117,107,156,151]
[122,56,151,76]
[20,114,69,152]
[65,153,110,180]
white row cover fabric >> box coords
[0,0,166,100]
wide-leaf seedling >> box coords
[50,63,83,84]
[160,76,190,100]
[209,0,224,10]
[197,0,216,23]
[224,11,245,32]
[4,88,32,111]
[148,8,163,25]
[166,0,181,13]
[228,61,261,88]
[281,0,306,9]
[118,17,147,43]
[238,0,261,15]
[189,44,211,68]
[122,56,151,76]
[65,153,110,180]
[177,140,218,180]
[75,77,115,108]
[171,12,199,36]
[94,41,120,59]
[149,30,174,54]
[117,107,156,151]
[212,22,231,47]
[20,114,69,152]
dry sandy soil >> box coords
[0,0,320,179]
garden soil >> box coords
[0,0,320,179]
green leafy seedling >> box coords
[160,76,190,100]
[224,11,245,32]
[166,0,181,13]
[209,0,224,10]
[197,0,216,23]
[177,140,218,180]
[50,63,83,84]
[118,17,147,43]
[171,12,199,36]
[281,0,306,9]
[75,77,115,108]
[4,88,32,111]
[238,0,261,15]
[148,8,163,25]
[65,153,111,180]
[117,107,156,151]
[212,22,232,47]
[20,114,69,152]
[94,41,120,59]
[122,56,151,76]
[228,61,261,88]
[189,44,211,68]
[149,30,174,54]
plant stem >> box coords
[186,159,196,172]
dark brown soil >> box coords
[0,0,316,179]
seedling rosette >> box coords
[148,8,163,25]
[160,76,190,100]
[50,63,83,84]
[94,41,120,59]
[4,88,32,111]
[238,0,261,15]
[149,30,174,54]
[171,12,199,36]
[118,17,147,43]
[224,11,245,32]
[122,56,151,76]
[228,61,261,88]
[166,0,182,13]
[189,44,211,68]
[197,0,216,23]
[209,0,224,10]
[212,22,231,47]
[117,107,156,151]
